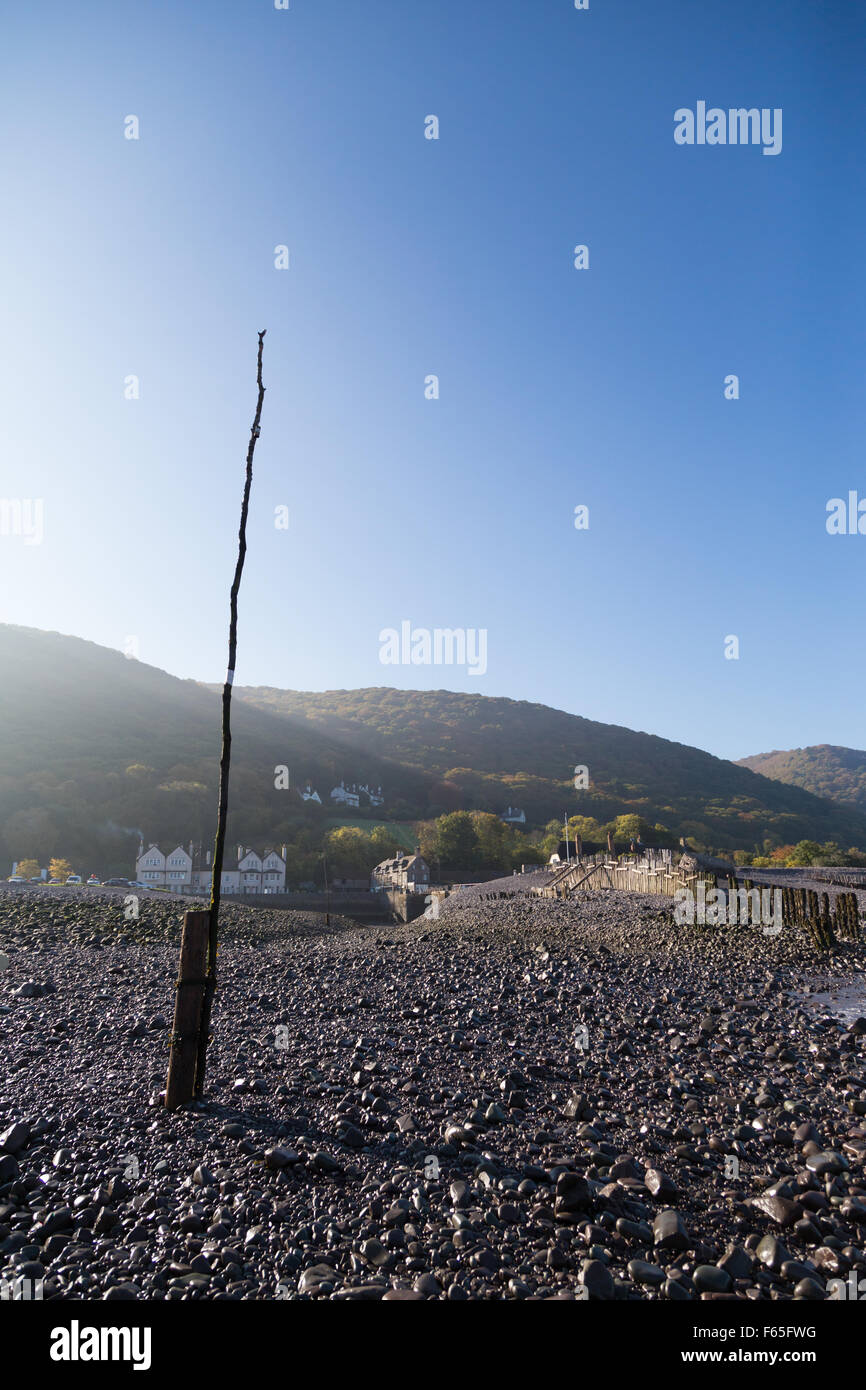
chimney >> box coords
[188,841,194,860]
[206,850,211,867]
[238,845,243,862]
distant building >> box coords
[501,806,526,825]
[371,848,430,893]
[136,843,194,889]
[330,781,360,809]
[360,783,385,808]
[300,782,322,804]
[329,781,384,809]
[137,841,286,894]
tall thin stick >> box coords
[194,329,267,1097]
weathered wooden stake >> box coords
[163,330,267,1110]
[195,330,267,1100]
[165,910,209,1110]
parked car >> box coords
[47,879,64,886]
[6,875,25,883]
[128,880,148,890]
[86,876,102,886]
[103,878,129,887]
[66,875,82,885]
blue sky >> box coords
[0,0,862,761]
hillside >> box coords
[229,686,866,854]
[0,625,436,875]
[736,745,866,816]
[3,624,866,874]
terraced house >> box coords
[135,842,286,894]
[135,843,193,890]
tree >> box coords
[325,826,377,878]
[414,820,439,864]
[283,844,321,888]
[434,811,479,867]
[566,815,603,844]
[611,814,646,842]
[766,844,794,864]
[16,858,40,878]
[49,858,74,882]
[470,812,510,869]
[370,825,402,860]
[787,840,823,867]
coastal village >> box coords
[133,839,428,897]
[129,781,523,897]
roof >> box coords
[373,853,427,872]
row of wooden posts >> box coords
[539,857,861,952]
[540,855,687,899]
[729,876,861,949]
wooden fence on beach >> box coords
[534,852,861,950]
[538,849,694,901]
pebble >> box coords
[0,877,864,1301]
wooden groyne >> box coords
[535,852,861,951]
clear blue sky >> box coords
[0,0,862,761]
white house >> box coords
[238,848,262,893]
[236,846,286,894]
[359,783,384,808]
[190,861,241,895]
[190,864,241,894]
[261,849,286,892]
[138,842,285,895]
[301,782,322,804]
[501,806,526,825]
[136,844,165,884]
[330,781,360,809]
[135,843,193,890]
[328,780,384,809]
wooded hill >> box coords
[737,745,866,817]
[2,624,866,873]
[228,685,866,854]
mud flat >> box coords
[0,879,864,1301]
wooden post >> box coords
[192,330,267,1101]
[165,910,209,1110]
